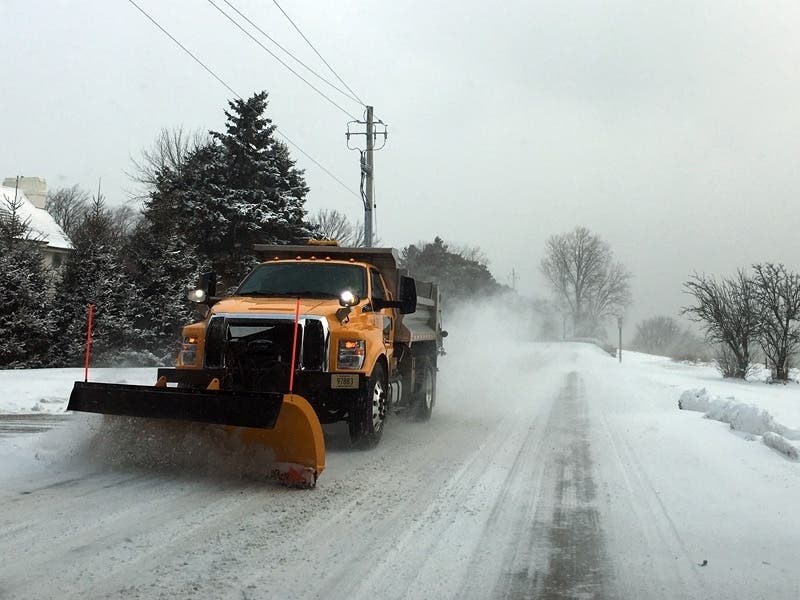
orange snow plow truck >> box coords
[67,243,445,486]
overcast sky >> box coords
[4,0,800,329]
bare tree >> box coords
[631,315,709,361]
[309,209,372,247]
[590,261,633,321]
[752,263,800,381]
[127,126,208,195]
[109,204,141,239]
[683,270,760,378]
[670,328,712,363]
[350,222,367,248]
[631,316,683,355]
[309,209,353,244]
[45,184,90,238]
[540,226,632,337]
[453,244,489,266]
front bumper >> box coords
[160,368,359,424]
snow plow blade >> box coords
[228,394,326,487]
[67,382,325,486]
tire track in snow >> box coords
[490,371,610,600]
[324,397,556,600]
[215,390,558,600]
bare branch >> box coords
[308,209,377,247]
[45,185,90,238]
[540,226,632,336]
[752,263,800,380]
[682,270,760,378]
[126,126,208,197]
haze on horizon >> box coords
[4,0,800,331]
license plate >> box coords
[331,374,359,389]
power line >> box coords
[127,0,239,98]
[125,0,360,199]
[205,0,359,120]
[271,0,365,106]
[276,130,359,198]
[221,0,363,107]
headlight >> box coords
[179,337,198,366]
[338,340,365,369]
[187,289,207,303]
[339,290,360,307]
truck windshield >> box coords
[236,262,367,299]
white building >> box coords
[1,177,72,268]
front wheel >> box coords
[348,363,387,449]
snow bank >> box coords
[0,368,158,414]
[763,432,800,461]
[678,388,800,460]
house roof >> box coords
[0,186,73,250]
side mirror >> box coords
[199,271,217,297]
[337,290,360,324]
[339,290,361,307]
[372,277,417,314]
[398,276,417,314]
[188,271,218,305]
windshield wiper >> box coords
[237,291,293,297]
[283,290,340,299]
[238,290,339,298]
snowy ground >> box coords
[1,320,799,599]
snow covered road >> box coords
[1,336,799,599]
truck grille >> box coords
[204,316,327,371]
[302,318,325,371]
[204,317,227,368]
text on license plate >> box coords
[331,374,359,389]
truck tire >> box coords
[414,364,436,422]
[349,363,387,449]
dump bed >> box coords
[394,277,441,347]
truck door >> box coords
[370,268,394,349]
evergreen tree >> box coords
[50,197,140,366]
[207,91,312,282]
[401,237,503,305]
[124,213,205,362]
[142,91,313,288]
[0,193,54,367]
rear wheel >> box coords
[349,363,387,449]
[414,364,436,422]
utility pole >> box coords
[346,106,387,248]
[510,268,518,291]
[617,316,623,364]
[364,106,374,247]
